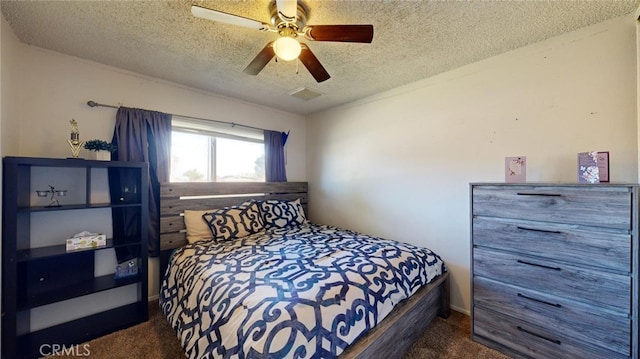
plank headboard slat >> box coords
[159,182,308,252]
[161,182,308,197]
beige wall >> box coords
[637,7,640,181]
[1,20,307,298]
[1,16,20,156]
[12,45,307,181]
[307,13,639,313]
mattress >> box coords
[160,223,445,359]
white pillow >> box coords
[183,209,216,244]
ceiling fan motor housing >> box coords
[269,0,308,28]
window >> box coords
[170,119,265,182]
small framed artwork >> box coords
[597,151,609,182]
[505,156,526,183]
[578,151,600,183]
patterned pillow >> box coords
[259,199,307,228]
[202,201,265,241]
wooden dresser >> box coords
[471,183,638,358]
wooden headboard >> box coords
[159,181,308,276]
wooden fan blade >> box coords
[299,44,330,83]
[304,25,374,43]
[243,41,276,75]
[191,5,269,31]
[276,0,297,22]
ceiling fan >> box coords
[191,0,374,83]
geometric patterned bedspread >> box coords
[160,223,445,359]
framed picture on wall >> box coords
[578,151,600,183]
[505,156,526,183]
[597,151,609,182]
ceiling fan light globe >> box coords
[274,37,301,61]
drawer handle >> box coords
[517,293,562,308]
[516,226,562,234]
[516,192,562,197]
[517,326,562,345]
[517,259,562,271]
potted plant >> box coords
[83,139,117,161]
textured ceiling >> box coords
[2,0,638,115]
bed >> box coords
[159,182,449,359]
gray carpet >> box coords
[52,303,508,358]
[402,310,509,359]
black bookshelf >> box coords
[16,303,145,358]
[2,157,149,359]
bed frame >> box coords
[159,181,450,359]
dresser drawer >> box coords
[473,307,629,359]
[472,185,631,230]
[473,248,630,313]
[473,216,631,272]
[474,276,630,355]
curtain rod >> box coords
[86,100,267,132]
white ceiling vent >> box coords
[289,87,323,101]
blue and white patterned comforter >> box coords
[160,223,445,359]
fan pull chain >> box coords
[296,59,299,75]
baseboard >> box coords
[148,294,159,302]
[450,304,470,315]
